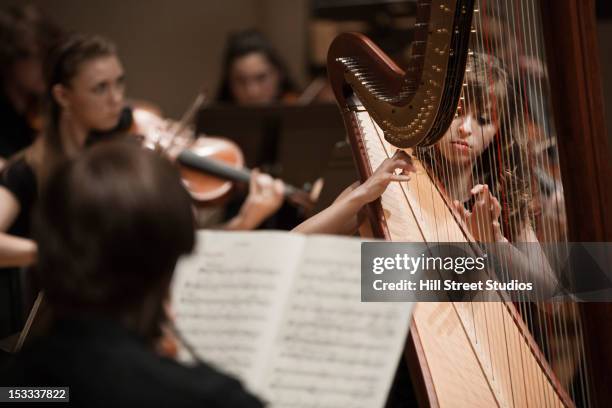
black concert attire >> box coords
[0,156,37,339]
[0,92,37,160]
[0,106,133,339]
[2,317,263,408]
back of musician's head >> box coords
[34,140,195,321]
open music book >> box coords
[171,230,414,408]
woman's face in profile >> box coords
[60,55,126,133]
[229,52,280,106]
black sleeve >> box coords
[180,363,265,407]
[0,158,36,211]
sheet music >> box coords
[172,231,413,408]
[261,236,413,408]
[172,231,303,392]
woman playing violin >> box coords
[0,34,286,269]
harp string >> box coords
[527,0,590,403]
[488,1,545,404]
[480,0,552,403]
[519,0,578,403]
[496,0,590,405]
[494,0,556,404]
[511,0,572,405]
[533,0,589,403]
[356,1,589,404]
[474,0,520,396]
[517,1,557,404]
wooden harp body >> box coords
[328,0,612,406]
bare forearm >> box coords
[294,151,415,235]
[222,213,260,231]
[0,233,37,267]
[293,188,366,235]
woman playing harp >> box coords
[417,51,557,292]
[323,0,610,403]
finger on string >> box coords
[398,161,417,174]
[273,179,284,197]
[378,161,409,178]
[394,150,414,167]
[490,196,502,219]
[392,149,412,161]
[390,174,412,182]
[380,156,408,171]
[481,185,492,206]
[470,183,485,195]
[492,221,503,240]
[472,184,491,206]
[392,150,416,171]
[257,174,274,198]
[250,168,261,194]
[453,200,470,221]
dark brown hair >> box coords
[0,4,61,81]
[40,34,117,182]
[216,29,297,103]
[34,140,195,339]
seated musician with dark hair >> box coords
[0,32,287,270]
[1,141,263,407]
[216,29,298,106]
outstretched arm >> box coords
[293,150,415,235]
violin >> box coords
[129,96,315,210]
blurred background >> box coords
[0,0,423,117]
[0,0,607,140]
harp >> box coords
[327,0,612,407]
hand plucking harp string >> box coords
[357,150,415,203]
[291,150,415,235]
[452,184,504,243]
